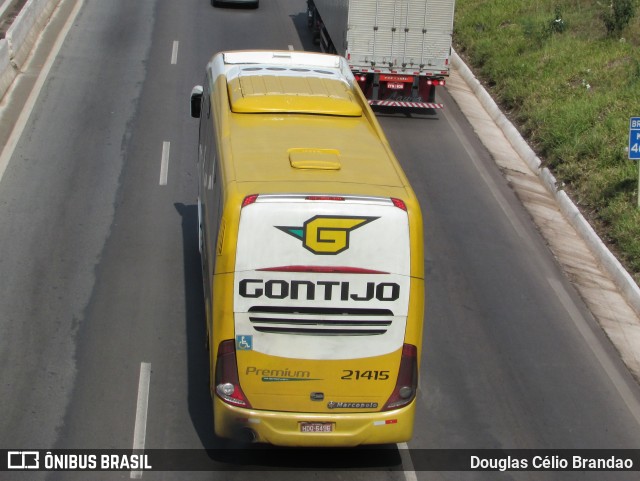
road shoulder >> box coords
[447,52,640,380]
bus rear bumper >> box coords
[213,397,416,447]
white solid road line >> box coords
[0,0,86,185]
[159,141,170,185]
[171,40,179,65]
[131,362,151,479]
[398,442,419,481]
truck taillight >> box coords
[215,340,251,408]
[382,344,418,411]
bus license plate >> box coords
[387,82,404,90]
[300,422,334,433]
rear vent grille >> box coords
[247,306,393,336]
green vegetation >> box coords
[453,0,640,280]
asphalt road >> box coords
[1,0,640,480]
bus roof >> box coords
[208,51,413,197]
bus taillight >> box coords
[391,198,407,211]
[382,343,417,411]
[242,194,259,207]
[215,340,252,408]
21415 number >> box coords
[341,370,390,380]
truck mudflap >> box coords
[368,99,444,109]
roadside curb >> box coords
[0,0,60,101]
[0,37,12,98]
[451,50,640,317]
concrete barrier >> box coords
[0,0,61,100]
[0,38,16,100]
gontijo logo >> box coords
[276,216,378,255]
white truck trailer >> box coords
[307,0,455,109]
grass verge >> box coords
[453,0,640,281]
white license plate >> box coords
[300,422,334,433]
[387,82,404,90]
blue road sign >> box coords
[630,117,640,160]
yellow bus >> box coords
[190,50,424,447]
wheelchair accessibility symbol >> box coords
[236,335,253,350]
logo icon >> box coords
[276,216,378,255]
[310,392,324,401]
[7,451,39,470]
[236,335,253,350]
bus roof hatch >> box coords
[227,73,362,116]
[288,148,341,170]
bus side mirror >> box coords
[191,85,204,118]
